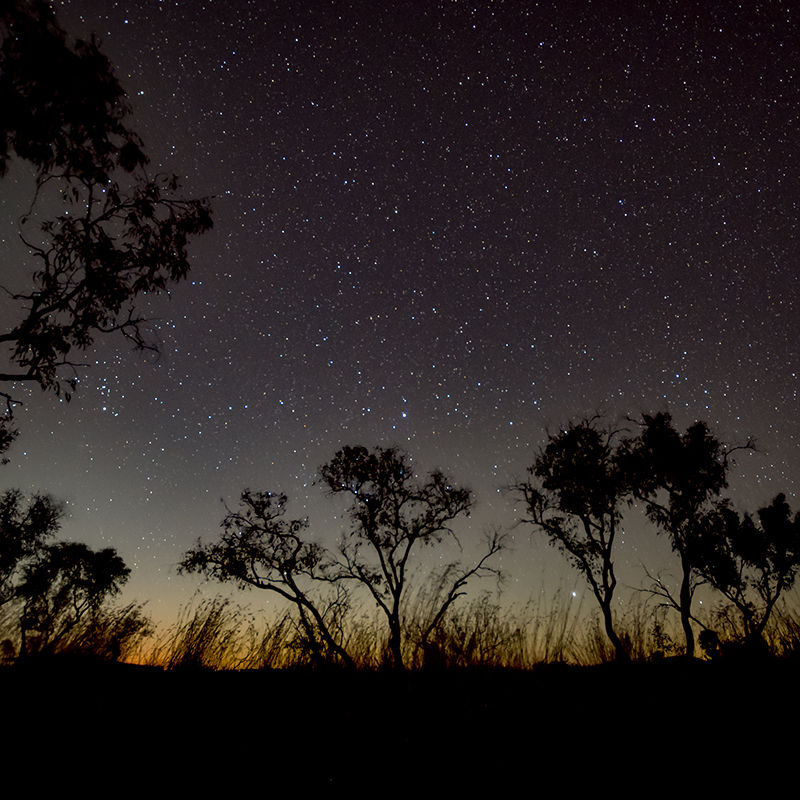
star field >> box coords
[4,0,799,622]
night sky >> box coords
[2,0,799,625]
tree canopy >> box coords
[0,488,63,606]
[182,446,503,670]
[320,445,503,669]
[696,494,800,644]
[0,487,133,659]
[0,1,211,446]
[516,419,630,660]
[179,489,354,667]
[617,413,745,657]
[18,541,130,655]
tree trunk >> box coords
[300,599,356,669]
[388,612,404,670]
[679,558,695,658]
[601,601,630,661]
[296,605,326,666]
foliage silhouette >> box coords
[319,445,504,670]
[696,494,800,646]
[0,1,212,444]
[2,601,151,662]
[1,0,145,178]
[0,488,64,607]
[179,490,355,668]
[617,413,751,657]
[0,424,17,463]
[18,541,130,656]
[515,419,630,660]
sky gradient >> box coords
[2,0,798,625]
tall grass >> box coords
[565,599,684,664]
[54,602,154,662]
[0,601,153,662]
[768,602,800,658]
[405,589,592,669]
[144,597,302,670]
[691,593,800,660]
[6,587,793,671]
[131,590,729,671]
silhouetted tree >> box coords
[0,1,211,441]
[0,422,17,463]
[697,494,800,646]
[0,488,63,606]
[319,445,503,670]
[1,1,145,178]
[516,419,630,660]
[18,541,130,656]
[179,490,355,668]
[618,413,748,657]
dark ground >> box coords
[2,656,794,790]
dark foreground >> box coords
[2,656,795,789]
